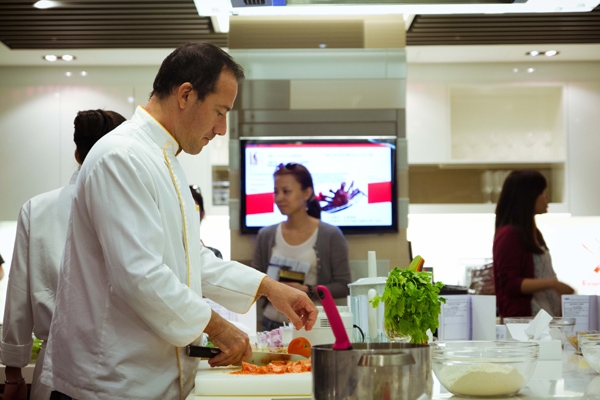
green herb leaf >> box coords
[369,267,446,344]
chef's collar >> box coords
[134,106,180,156]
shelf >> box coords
[408,164,565,210]
[408,202,569,215]
[410,160,564,169]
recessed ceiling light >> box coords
[512,68,519,73]
[527,68,535,73]
[526,50,560,57]
[33,1,60,9]
[65,71,72,77]
[81,71,87,76]
[42,54,76,62]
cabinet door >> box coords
[0,86,61,220]
[567,81,600,216]
[406,82,450,164]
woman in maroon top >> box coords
[493,170,574,318]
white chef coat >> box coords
[40,106,266,400]
[1,171,79,400]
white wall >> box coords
[0,66,227,222]
[407,213,600,295]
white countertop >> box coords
[188,349,599,399]
[433,349,599,399]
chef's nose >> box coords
[214,118,227,136]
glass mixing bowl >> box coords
[431,341,539,398]
[581,341,600,373]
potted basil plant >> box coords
[370,256,446,344]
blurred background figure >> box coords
[0,109,126,400]
[252,162,351,331]
[493,170,574,319]
[0,252,4,280]
[189,184,223,259]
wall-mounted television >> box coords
[240,136,398,234]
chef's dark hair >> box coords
[150,42,245,101]
[73,110,126,163]
[274,163,321,219]
[495,170,547,254]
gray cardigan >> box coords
[252,221,351,300]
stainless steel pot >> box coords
[312,342,432,400]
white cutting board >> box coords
[195,361,312,396]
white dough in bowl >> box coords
[439,363,525,396]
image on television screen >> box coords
[240,136,397,234]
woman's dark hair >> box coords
[73,110,126,163]
[495,170,547,253]
[150,42,245,101]
[189,185,205,214]
[274,163,321,219]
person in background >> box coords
[40,43,317,400]
[189,184,223,259]
[493,170,574,319]
[0,109,126,400]
[0,252,4,281]
[252,162,351,331]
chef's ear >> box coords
[177,82,195,110]
[74,149,82,165]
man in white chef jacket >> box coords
[1,110,126,400]
[40,43,318,400]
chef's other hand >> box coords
[3,367,27,400]
[203,310,251,367]
[258,277,318,331]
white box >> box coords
[561,294,599,332]
[438,295,496,341]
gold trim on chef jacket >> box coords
[163,142,191,400]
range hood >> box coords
[228,0,600,14]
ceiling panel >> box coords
[0,0,228,49]
[407,5,600,45]
[1,1,599,51]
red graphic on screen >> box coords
[367,181,392,203]
[246,193,274,215]
[316,181,365,213]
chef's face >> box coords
[274,174,312,217]
[177,69,238,155]
[534,189,549,215]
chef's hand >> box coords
[203,310,252,367]
[3,367,27,400]
[257,277,318,331]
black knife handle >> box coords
[186,345,222,358]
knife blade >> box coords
[186,345,309,366]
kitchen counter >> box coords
[188,349,598,399]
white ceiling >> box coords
[2,41,600,67]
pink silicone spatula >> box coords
[316,285,352,350]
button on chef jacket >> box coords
[41,106,266,400]
[1,171,79,400]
